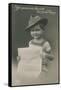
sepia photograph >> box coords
[8,3,59,87]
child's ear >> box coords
[39,25,44,31]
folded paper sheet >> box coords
[17,47,42,79]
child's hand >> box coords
[42,51,54,61]
[45,53,54,61]
[17,56,21,62]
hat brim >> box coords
[25,18,48,30]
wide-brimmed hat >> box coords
[25,15,48,30]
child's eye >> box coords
[36,29,40,31]
[31,29,34,31]
[31,29,40,31]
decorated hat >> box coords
[25,15,48,30]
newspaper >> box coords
[17,47,42,78]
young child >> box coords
[17,15,54,72]
[25,15,54,72]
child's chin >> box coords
[34,36,40,39]
[33,36,38,39]
[32,35,40,39]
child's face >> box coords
[30,24,43,39]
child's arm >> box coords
[43,41,54,60]
[17,56,21,62]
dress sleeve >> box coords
[43,41,51,53]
